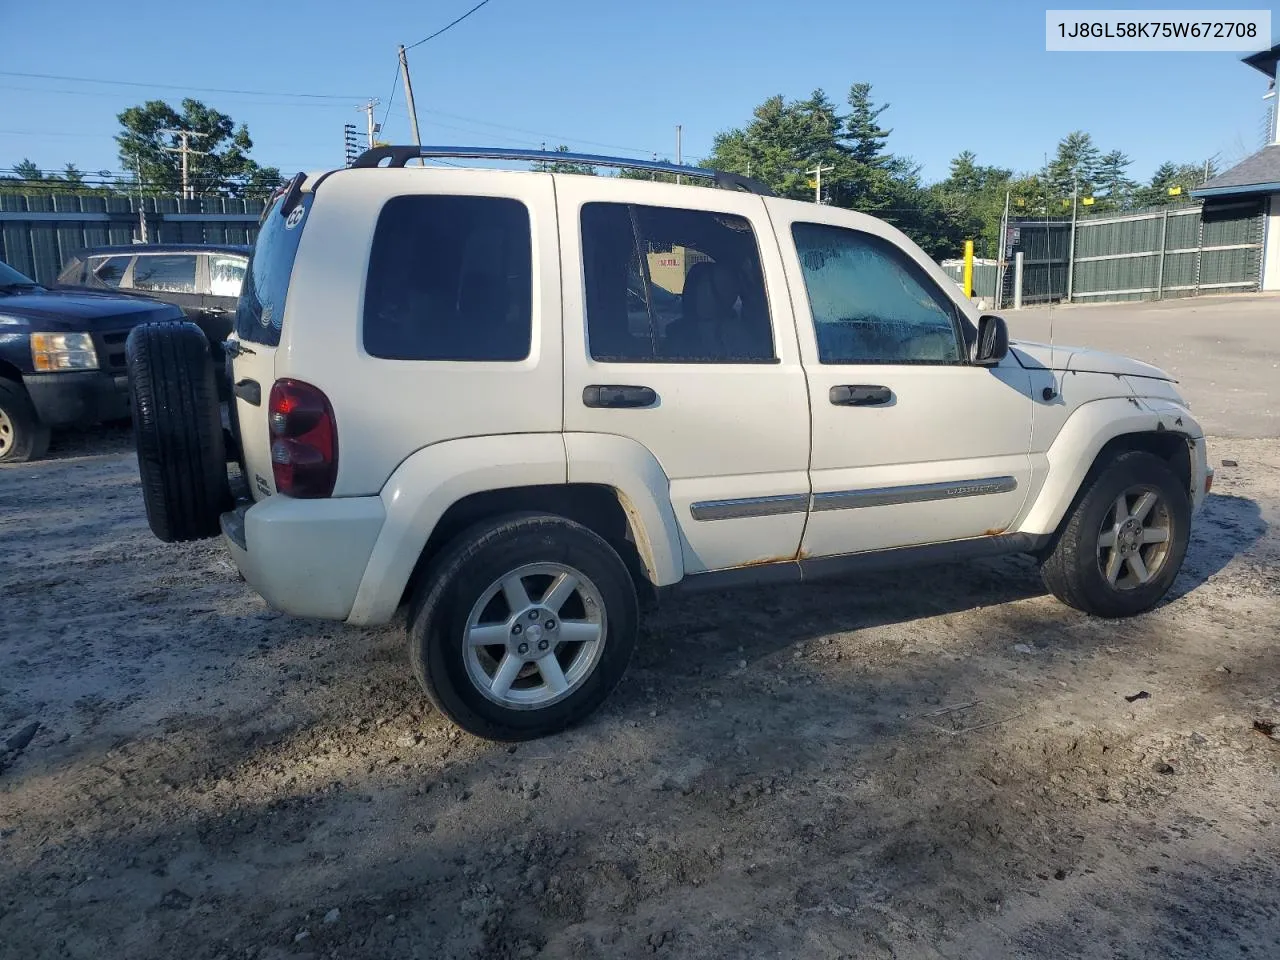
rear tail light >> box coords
[268,378,338,498]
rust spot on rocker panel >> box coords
[734,552,800,568]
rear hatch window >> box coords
[235,192,312,347]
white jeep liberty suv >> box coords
[125,146,1212,741]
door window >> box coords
[209,255,247,297]
[89,255,131,288]
[581,202,774,363]
[132,254,197,294]
[363,195,532,362]
[792,223,962,365]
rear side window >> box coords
[581,202,774,363]
[363,195,531,362]
[209,254,246,297]
[236,194,312,347]
[90,255,131,287]
[133,254,197,293]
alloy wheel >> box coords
[1097,485,1172,591]
[463,562,608,709]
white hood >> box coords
[1009,341,1174,381]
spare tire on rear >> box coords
[126,321,231,542]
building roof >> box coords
[1242,42,1280,79]
[1190,144,1280,198]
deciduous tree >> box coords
[115,99,281,198]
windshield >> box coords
[0,261,38,288]
[235,193,311,347]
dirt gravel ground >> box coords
[3,422,1280,957]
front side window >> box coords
[792,223,962,365]
[132,254,197,294]
[209,255,246,297]
[89,255,131,288]
[363,195,532,362]
[581,202,774,363]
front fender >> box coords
[1016,397,1204,536]
[346,434,567,626]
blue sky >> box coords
[0,0,1274,185]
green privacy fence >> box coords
[0,194,264,285]
[975,199,1265,307]
[1069,199,1265,302]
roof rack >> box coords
[349,145,775,197]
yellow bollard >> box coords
[962,240,974,299]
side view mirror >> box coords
[972,314,1009,366]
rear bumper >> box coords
[221,495,386,621]
[25,370,130,428]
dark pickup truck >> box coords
[0,258,183,462]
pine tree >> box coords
[12,159,42,183]
[1044,131,1101,200]
[843,83,892,167]
[1094,150,1136,208]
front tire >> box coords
[1040,450,1191,618]
[409,513,639,741]
[0,380,51,463]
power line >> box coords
[405,0,495,50]
[378,63,400,143]
[417,109,664,157]
[0,129,118,139]
[0,83,358,109]
[381,103,676,159]
[0,70,368,101]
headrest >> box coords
[683,261,738,323]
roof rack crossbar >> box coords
[349,145,774,196]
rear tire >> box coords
[125,321,230,542]
[409,513,639,741]
[1040,450,1191,618]
[0,380,51,463]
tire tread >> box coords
[408,512,638,741]
[1040,449,1191,618]
[126,321,229,542]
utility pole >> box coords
[135,153,148,243]
[806,163,835,204]
[1201,152,1220,185]
[158,129,209,200]
[398,45,424,165]
[358,99,381,148]
[1065,175,1079,303]
[675,125,682,184]
[995,189,1011,309]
